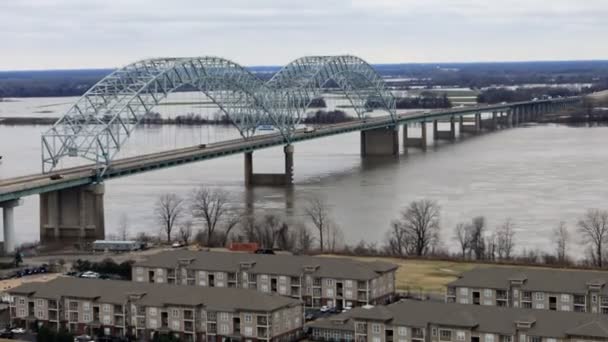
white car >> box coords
[320,305,330,313]
[171,242,184,248]
[80,271,100,279]
[11,327,25,334]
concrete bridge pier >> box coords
[403,122,427,150]
[460,114,480,134]
[361,126,399,156]
[245,145,294,187]
[39,183,105,244]
[433,117,456,141]
[1,199,22,254]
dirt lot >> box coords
[0,273,62,296]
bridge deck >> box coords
[0,98,576,202]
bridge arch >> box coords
[42,57,272,173]
[266,55,397,139]
[42,55,397,174]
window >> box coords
[136,267,143,275]
[149,307,157,315]
[593,294,598,304]
[432,328,438,337]
[103,315,111,325]
[456,331,466,341]
[261,275,268,281]
[346,280,353,287]
[327,289,334,297]
[561,305,571,311]
[220,324,229,334]
[561,294,570,302]
[36,299,44,307]
[546,339,556,342]
[459,297,469,304]
[398,327,407,336]
[17,308,26,317]
[534,292,544,301]
[529,337,541,342]
[513,289,519,298]
[484,289,492,297]
[103,304,111,313]
[485,334,495,342]
[261,284,269,292]
[217,272,224,280]
[372,338,381,342]
[244,326,253,336]
[244,314,252,323]
[326,279,334,286]
[459,288,468,296]
[535,303,544,309]
[83,313,91,322]
[172,321,180,331]
[219,312,229,321]
[171,309,180,318]
[83,302,91,310]
[156,268,164,276]
[372,324,381,333]
[36,310,44,318]
[439,329,452,341]
[17,297,25,305]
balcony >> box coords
[574,296,586,305]
[257,327,268,338]
[48,301,58,310]
[184,310,194,320]
[257,316,268,326]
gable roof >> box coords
[134,250,397,280]
[307,300,608,338]
[447,267,608,295]
[9,277,300,312]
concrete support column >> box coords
[403,122,427,150]
[491,111,498,130]
[361,126,399,156]
[244,146,294,187]
[434,117,456,141]
[506,110,513,128]
[39,183,105,245]
[460,114,480,134]
[1,199,22,254]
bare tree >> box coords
[496,218,516,260]
[453,223,470,259]
[578,209,608,267]
[468,216,486,260]
[304,196,331,252]
[386,221,411,257]
[190,187,231,246]
[178,221,193,245]
[553,221,569,263]
[326,223,344,253]
[294,224,314,254]
[117,213,129,241]
[393,199,441,256]
[221,213,242,247]
[155,193,184,243]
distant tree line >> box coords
[395,92,452,109]
[303,110,352,124]
[477,86,578,104]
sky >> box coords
[0,0,607,70]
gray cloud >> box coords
[0,0,606,70]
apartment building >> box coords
[446,267,608,314]
[308,300,608,342]
[132,250,398,309]
[9,277,303,342]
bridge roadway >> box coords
[0,98,575,203]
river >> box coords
[1,96,607,258]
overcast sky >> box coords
[1,0,606,70]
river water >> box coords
[1,96,607,258]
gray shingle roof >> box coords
[135,250,397,280]
[307,300,608,338]
[447,267,608,295]
[9,277,300,312]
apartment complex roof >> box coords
[9,277,300,312]
[447,267,608,295]
[307,300,608,338]
[134,250,397,280]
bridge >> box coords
[0,55,579,253]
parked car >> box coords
[79,271,100,279]
[10,327,25,334]
[0,328,14,338]
[74,334,95,342]
[171,242,184,248]
[320,306,330,313]
[254,248,275,255]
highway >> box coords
[0,97,577,203]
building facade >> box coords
[308,300,608,342]
[132,250,397,309]
[446,267,608,314]
[9,277,303,342]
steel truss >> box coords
[41,55,396,175]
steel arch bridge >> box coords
[41,55,397,175]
